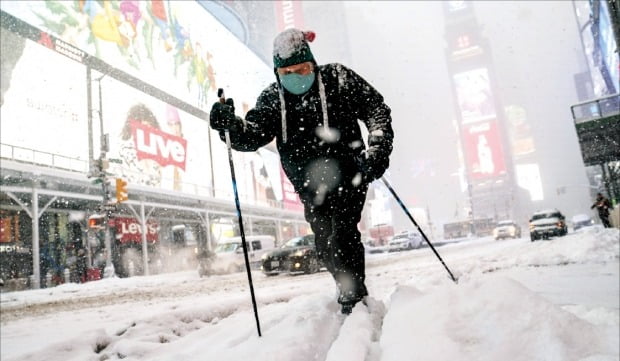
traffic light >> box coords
[88,215,105,229]
[115,178,128,203]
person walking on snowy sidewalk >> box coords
[209,28,394,314]
[591,192,613,228]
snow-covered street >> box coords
[1,227,618,361]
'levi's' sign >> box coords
[130,120,187,170]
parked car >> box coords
[261,234,322,276]
[571,214,594,231]
[363,238,388,254]
[211,235,276,274]
[529,209,568,241]
[492,220,522,240]
[388,231,423,252]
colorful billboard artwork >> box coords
[504,105,536,157]
[101,75,213,193]
[0,1,273,112]
[461,121,506,179]
[453,68,497,124]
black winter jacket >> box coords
[224,63,393,193]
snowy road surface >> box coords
[1,227,618,361]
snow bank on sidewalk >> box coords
[380,278,618,361]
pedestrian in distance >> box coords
[591,192,613,228]
[209,28,394,314]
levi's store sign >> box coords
[112,217,159,244]
[131,120,187,170]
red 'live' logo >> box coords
[130,120,187,170]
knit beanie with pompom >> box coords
[273,29,316,68]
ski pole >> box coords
[380,176,459,284]
[218,88,262,336]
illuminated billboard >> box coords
[461,121,506,180]
[453,68,497,124]
[594,1,619,95]
[274,0,305,31]
[98,74,214,193]
[0,39,88,163]
[0,1,304,208]
[0,1,273,112]
[515,163,544,201]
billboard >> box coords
[0,39,88,163]
[0,1,273,112]
[593,1,619,96]
[461,121,506,180]
[453,68,497,124]
[274,0,305,31]
[515,163,544,201]
[1,2,304,208]
[98,74,214,193]
[281,168,303,211]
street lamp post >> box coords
[95,74,115,278]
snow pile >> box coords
[381,278,617,361]
[1,228,618,361]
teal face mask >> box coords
[279,72,316,95]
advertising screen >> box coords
[274,0,305,31]
[0,39,88,167]
[98,74,213,194]
[280,168,303,211]
[1,1,293,206]
[461,120,506,180]
[0,1,273,112]
[515,163,544,201]
[596,1,619,95]
[453,68,497,124]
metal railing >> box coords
[570,93,620,124]
[0,143,89,173]
[0,143,288,209]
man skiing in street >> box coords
[209,28,394,314]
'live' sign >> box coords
[130,120,187,170]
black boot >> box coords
[340,295,368,315]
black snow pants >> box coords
[300,182,369,305]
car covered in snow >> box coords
[571,214,594,231]
[529,209,568,241]
[260,234,322,276]
[388,231,423,252]
[492,220,522,240]
[212,235,276,274]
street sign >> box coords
[571,95,620,166]
[98,203,117,213]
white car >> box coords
[211,235,276,274]
[388,231,423,252]
[492,220,522,240]
[529,209,568,241]
[571,214,594,231]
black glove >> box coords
[210,98,241,131]
[356,149,388,184]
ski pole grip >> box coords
[218,88,226,104]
